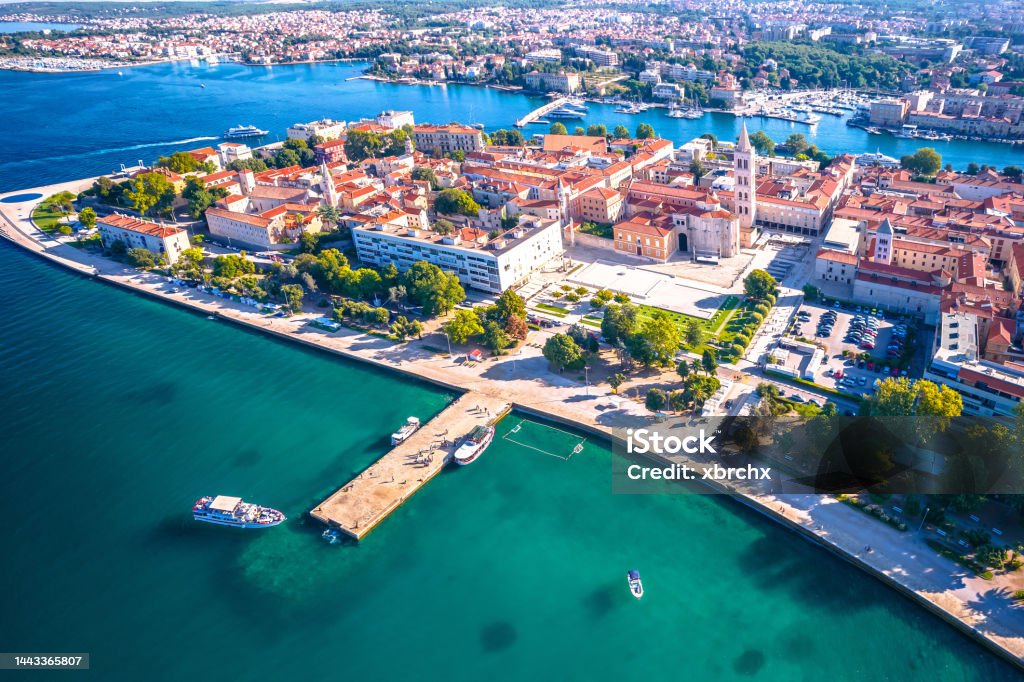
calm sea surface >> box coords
[0,59,1021,680]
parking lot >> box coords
[787,301,915,397]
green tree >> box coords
[700,133,718,147]
[1003,165,1022,179]
[315,205,341,229]
[411,166,441,190]
[612,124,630,139]
[586,124,607,137]
[432,218,455,235]
[543,333,585,371]
[549,122,568,135]
[182,176,227,219]
[749,130,775,156]
[635,123,656,139]
[435,188,481,216]
[743,269,777,300]
[574,126,586,136]
[645,388,667,412]
[77,206,97,230]
[280,283,304,312]
[628,311,681,366]
[126,172,175,217]
[494,289,526,323]
[600,302,640,345]
[689,159,708,181]
[489,129,525,146]
[784,133,810,157]
[373,307,390,326]
[213,253,255,278]
[701,348,718,375]
[609,373,626,394]
[677,359,691,381]
[900,148,942,176]
[483,320,511,353]
[126,247,157,269]
[402,261,466,316]
[155,151,205,174]
[344,129,384,162]
[683,318,704,348]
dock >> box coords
[515,96,571,127]
[310,392,511,540]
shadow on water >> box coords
[124,380,177,406]
[737,534,872,615]
[233,447,263,467]
[732,649,766,676]
[480,621,518,653]
[583,582,618,620]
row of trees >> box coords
[548,122,651,140]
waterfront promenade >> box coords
[311,393,510,539]
[1,183,1023,668]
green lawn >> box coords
[32,198,69,234]
[535,302,570,317]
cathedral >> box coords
[615,121,757,263]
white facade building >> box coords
[353,216,563,293]
[98,213,191,264]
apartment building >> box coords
[413,124,484,156]
[352,215,563,293]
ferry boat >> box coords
[223,124,269,139]
[627,570,644,599]
[192,495,286,528]
[391,416,421,445]
[453,424,495,465]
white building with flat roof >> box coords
[923,311,1024,417]
[287,118,346,142]
[353,215,563,293]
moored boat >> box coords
[453,424,495,465]
[627,570,644,599]
[192,495,286,528]
[391,416,421,445]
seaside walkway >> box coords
[310,393,510,540]
[515,96,571,128]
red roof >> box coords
[99,214,184,239]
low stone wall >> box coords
[572,231,615,251]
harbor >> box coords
[311,393,510,540]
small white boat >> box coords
[627,570,644,599]
[391,416,421,445]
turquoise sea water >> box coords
[0,242,1020,680]
[1,58,1022,679]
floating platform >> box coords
[310,392,511,540]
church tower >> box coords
[320,161,339,208]
[734,120,757,245]
[874,218,893,265]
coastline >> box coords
[1,180,1023,669]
